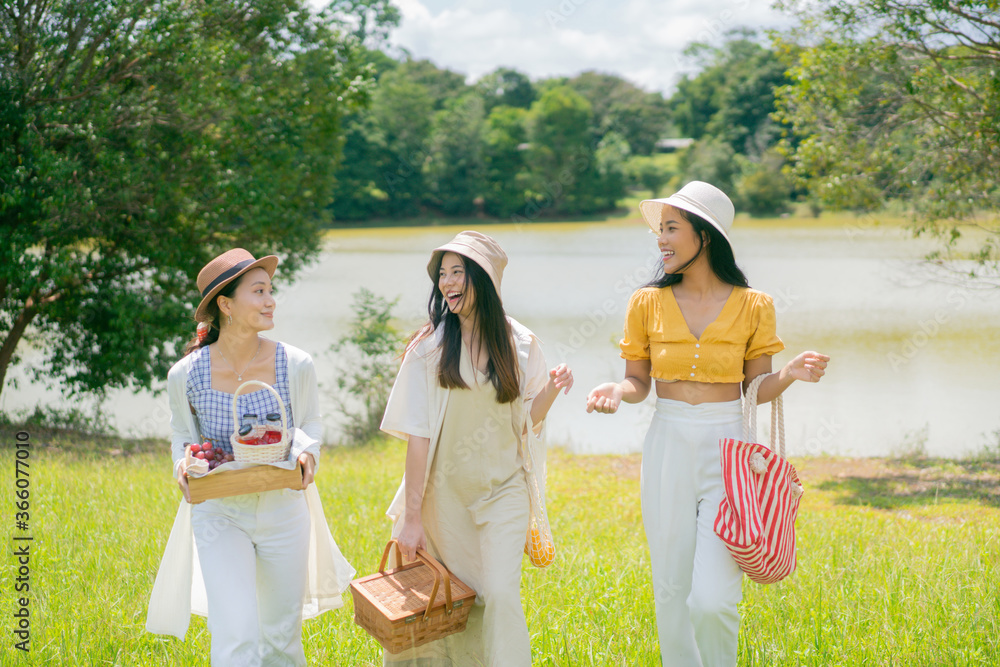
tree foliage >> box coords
[671,33,788,156]
[328,62,658,221]
[424,94,486,215]
[476,67,536,113]
[524,85,621,216]
[567,71,670,155]
[0,0,392,400]
[774,0,1000,273]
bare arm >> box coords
[530,363,574,425]
[586,359,653,414]
[744,351,830,403]
[397,434,430,561]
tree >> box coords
[774,0,1000,278]
[670,33,788,155]
[393,59,467,110]
[625,155,675,199]
[594,131,630,208]
[367,66,436,216]
[525,86,605,216]
[735,150,793,217]
[677,137,739,197]
[476,67,536,113]
[328,110,391,221]
[0,0,391,401]
[567,71,670,155]
[423,94,487,215]
[482,105,531,218]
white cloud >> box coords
[368,0,794,95]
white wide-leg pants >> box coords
[192,488,311,667]
[641,398,744,667]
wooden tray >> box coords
[185,446,303,503]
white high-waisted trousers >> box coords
[641,398,744,667]
[192,488,311,667]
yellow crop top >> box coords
[619,286,784,383]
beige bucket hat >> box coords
[639,181,735,249]
[427,231,507,300]
[195,248,279,322]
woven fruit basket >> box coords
[350,540,477,654]
[183,380,300,503]
[229,380,290,464]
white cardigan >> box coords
[145,341,355,639]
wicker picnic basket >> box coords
[228,380,290,464]
[350,540,477,654]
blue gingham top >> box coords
[185,342,295,454]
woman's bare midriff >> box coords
[655,379,741,404]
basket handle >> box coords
[743,373,785,458]
[230,380,289,437]
[416,548,454,619]
[378,540,454,621]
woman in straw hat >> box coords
[586,182,830,666]
[145,248,354,665]
[380,231,573,666]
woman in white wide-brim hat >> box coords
[586,182,830,666]
[380,231,573,666]
[145,248,354,666]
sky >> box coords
[337,0,796,95]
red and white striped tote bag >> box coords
[714,373,804,585]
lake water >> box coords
[5,218,1000,457]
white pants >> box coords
[641,398,744,667]
[192,489,311,667]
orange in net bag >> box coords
[522,422,555,568]
[524,522,555,568]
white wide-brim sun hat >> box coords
[639,181,735,249]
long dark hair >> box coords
[644,210,749,289]
[182,274,245,357]
[412,254,521,403]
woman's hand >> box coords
[397,515,427,563]
[586,382,624,414]
[783,351,830,383]
[298,452,316,489]
[548,363,574,395]
[175,458,201,504]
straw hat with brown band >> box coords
[194,248,279,323]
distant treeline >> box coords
[329,35,796,222]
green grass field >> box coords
[1,432,998,665]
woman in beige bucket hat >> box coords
[380,231,573,665]
[146,248,355,664]
[586,182,830,665]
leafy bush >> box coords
[330,289,404,445]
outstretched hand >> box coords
[549,363,574,395]
[785,351,830,383]
[586,382,624,414]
